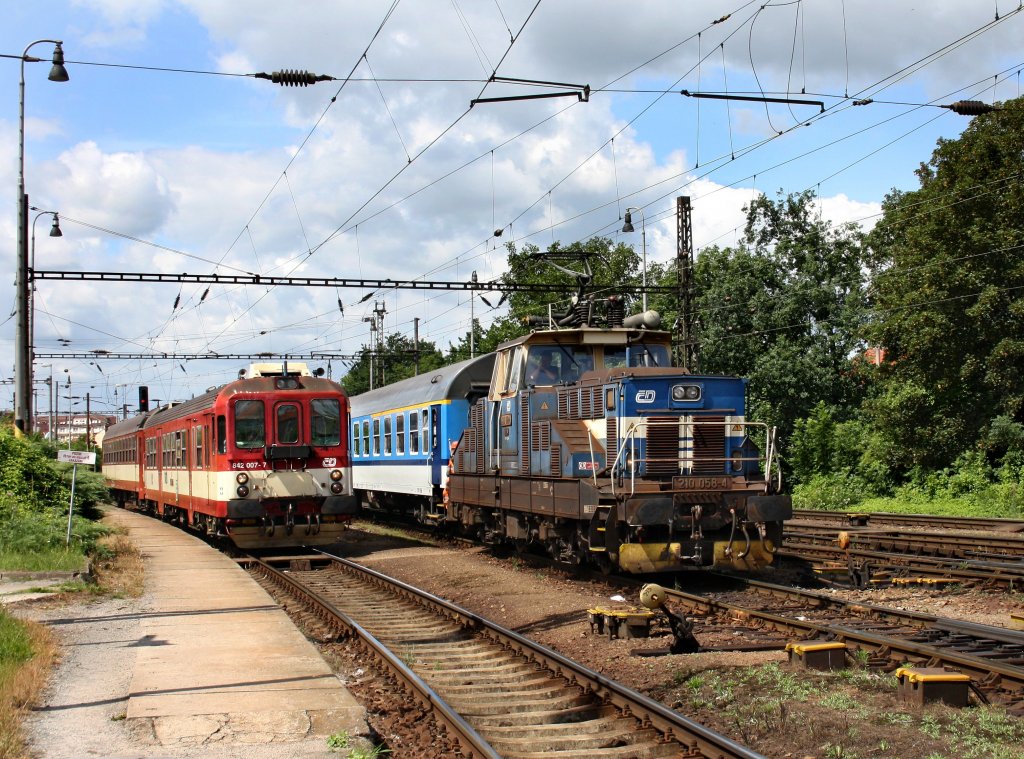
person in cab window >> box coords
[527,350,559,385]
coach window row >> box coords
[102,437,138,465]
[351,409,430,458]
[138,425,212,470]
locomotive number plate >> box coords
[674,476,733,490]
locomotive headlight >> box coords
[236,472,249,485]
[330,469,343,481]
[330,482,343,494]
[236,484,250,498]
[672,384,702,401]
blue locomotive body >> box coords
[348,324,790,574]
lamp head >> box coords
[49,214,62,237]
[621,210,634,233]
[48,42,70,82]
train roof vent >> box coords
[247,362,313,378]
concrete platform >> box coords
[104,508,367,748]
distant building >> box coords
[863,347,888,366]
[34,414,116,447]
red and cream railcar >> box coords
[102,363,357,548]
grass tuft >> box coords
[0,611,57,759]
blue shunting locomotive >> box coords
[348,315,791,574]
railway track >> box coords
[246,553,764,759]
[659,576,1024,715]
[785,522,1024,562]
[792,508,1024,533]
[777,541,1024,589]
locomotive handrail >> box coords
[610,418,776,498]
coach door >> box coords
[430,405,443,486]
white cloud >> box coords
[3,0,1018,404]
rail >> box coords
[255,553,766,758]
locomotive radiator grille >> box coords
[520,393,530,472]
[690,416,726,475]
[471,402,485,474]
[558,387,603,420]
[531,422,550,451]
[646,417,680,477]
[459,429,478,473]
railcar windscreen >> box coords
[234,399,265,449]
[605,343,670,368]
[312,399,341,446]
[276,403,300,444]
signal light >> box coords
[236,472,249,485]
[236,485,250,498]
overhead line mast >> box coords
[675,195,698,372]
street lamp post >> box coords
[15,40,69,437]
[30,208,62,404]
[622,207,647,313]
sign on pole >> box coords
[57,450,97,465]
[58,450,95,546]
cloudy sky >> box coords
[2,0,1021,418]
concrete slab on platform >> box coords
[103,508,367,748]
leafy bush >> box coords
[792,471,876,511]
[0,429,110,567]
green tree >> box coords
[496,238,645,325]
[865,96,1024,470]
[688,190,871,442]
[341,333,445,396]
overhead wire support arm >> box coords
[471,75,590,106]
[34,352,375,361]
[680,89,824,113]
[33,269,677,293]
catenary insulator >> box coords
[272,70,318,87]
[944,100,996,116]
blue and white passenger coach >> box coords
[348,354,496,519]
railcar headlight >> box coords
[330,469,343,481]
[236,472,249,485]
[236,484,250,497]
[672,384,702,401]
[330,482,343,494]
[667,385,700,403]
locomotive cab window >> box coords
[276,404,300,444]
[492,349,518,397]
[234,400,265,449]
[312,399,341,446]
[217,415,226,454]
